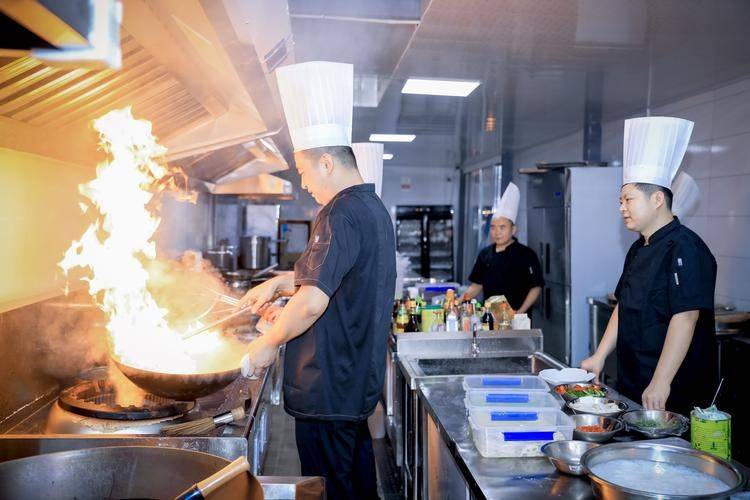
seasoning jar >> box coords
[421,305,444,332]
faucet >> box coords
[471,325,480,357]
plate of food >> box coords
[567,396,627,417]
[554,383,609,402]
[538,368,596,386]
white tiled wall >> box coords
[602,77,750,311]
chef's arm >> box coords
[580,304,618,379]
[241,285,329,376]
[462,283,483,301]
[651,310,699,387]
[516,286,541,314]
[263,285,329,347]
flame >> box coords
[60,107,238,374]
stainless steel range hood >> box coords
[172,137,292,198]
[0,0,294,177]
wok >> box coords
[0,446,263,500]
[114,359,241,401]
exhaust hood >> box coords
[0,0,294,178]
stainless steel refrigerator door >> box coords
[543,206,566,285]
[537,282,570,365]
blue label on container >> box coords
[486,394,529,404]
[490,412,538,421]
[502,431,554,441]
[481,377,522,387]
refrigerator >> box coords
[525,166,631,366]
[395,205,454,281]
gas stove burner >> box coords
[59,379,195,421]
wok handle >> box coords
[174,456,250,499]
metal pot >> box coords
[206,242,237,272]
[240,235,271,270]
[581,442,745,499]
[0,446,263,500]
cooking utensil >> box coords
[553,382,609,402]
[114,359,240,401]
[182,305,252,340]
[620,409,689,438]
[251,262,278,279]
[0,446,263,500]
[567,397,627,417]
[571,414,623,442]
[175,456,250,500]
[163,398,252,436]
[710,377,725,408]
[581,442,744,499]
[541,440,600,476]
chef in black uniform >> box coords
[238,61,396,500]
[464,182,544,314]
[581,117,718,415]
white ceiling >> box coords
[288,0,750,165]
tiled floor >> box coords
[262,402,403,499]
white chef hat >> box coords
[275,61,353,152]
[352,142,384,197]
[623,116,694,188]
[492,182,520,224]
[671,171,700,218]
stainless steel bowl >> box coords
[541,440,600,476]
[620,409,689,438]
[571,414,623,442]
[553,383,609,403]
[581,442,745,499]
[567,397,628,417]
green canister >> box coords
[691,406,731,460]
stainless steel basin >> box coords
[413,354,559,376]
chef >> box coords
[463,182,544,314]
[581,117,718,415]
[238,61,396,500]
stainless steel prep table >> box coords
[417,376,749,499]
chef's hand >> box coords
[580,354,604,383]
[240,335,278,378]
[642,379,670,410]
[238,278,278,314]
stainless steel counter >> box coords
[0,362,273,472]
[417,376,749,499]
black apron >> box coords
[615,218,717,415]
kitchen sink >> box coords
[414,354,557,376]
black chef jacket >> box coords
[614,217,718,415]
[468,238,544,310]
[286,184,396,422]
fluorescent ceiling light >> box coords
[401,78,480,97]
[382,153,393,160]
[369,133,415,142]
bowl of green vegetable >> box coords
[621,410,689,438]
[553,383,609,403]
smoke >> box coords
[144,255,235,332]
[1,291,109,381]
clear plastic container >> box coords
[468,408,575,458]
[464,391,563,412]
[462,375,549,393]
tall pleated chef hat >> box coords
[671,171,700,218]
[623,116,694,188]
[352,142,384,197]
[492,182,520,224]
[275,61,353,152]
